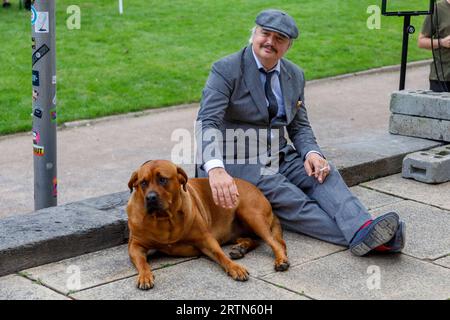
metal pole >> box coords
[399,15,411,90]
[119,0,123,14]
[32,0,57,210]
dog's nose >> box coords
[146,192,159,204]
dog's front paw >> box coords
[136,271,155,290]
[274,258,290,272]
[227,263,249,281]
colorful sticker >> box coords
[31,6,37,25]
[32,44,50,66]
[32,89,39,102]
[33,144,44,156]
[35,11,49,33]
[52,177,57,197]
[32,70,40,86]
[49,108,57,123]
[32,130,40,144]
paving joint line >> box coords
[16,272,75,300]
[65,257,199,295]
[359,184,450,212]
[257,248,348,279]
[252,276,316,300]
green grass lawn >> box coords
[0,0,432,135]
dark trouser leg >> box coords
[278,155,371,245]
[256,171,349,246]
[430,80,450,92]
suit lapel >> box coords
[242,45,269,119]
[280,61,294,123]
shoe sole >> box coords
[391,222,406,253]
[350,213,399,256]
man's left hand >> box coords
[304,153,330,184]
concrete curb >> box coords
[0,137,442,277]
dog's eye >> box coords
[159,177,168,185]
[140,181,148,189]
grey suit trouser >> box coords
[256,154,371,246]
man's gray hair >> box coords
[248,25,293,47]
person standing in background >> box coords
[418,0,450,92]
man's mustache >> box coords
[262,45,277,53]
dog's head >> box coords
[128,160,188,217]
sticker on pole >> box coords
[33,144,45,156]
[35,11,49,33]
[31,5,37,25]
[32,44,50,66]
[32,70,40,86]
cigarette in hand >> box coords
[311,165,329,175]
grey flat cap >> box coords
[255,9,299,39]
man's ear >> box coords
[128,171,138,193]
[177,166,188,192]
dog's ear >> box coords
[177,166,188,192]
[128,171,138,193]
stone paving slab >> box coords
[263,251,450,300]
[350,186,403,210]
[0,274,69,300]
[71,258,308,300]
[362,173,450,211]
[370,201,450,260]
[434,256,450,269]
[222,232,345,278]
[22,244,196,295]
[0,202,128,277]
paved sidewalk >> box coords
[0,173,449,300]
[0,62,437,219]
[0,61,449,300]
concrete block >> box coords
[389,114,450,142]
[390,90,450,120]
[402,145,450,183]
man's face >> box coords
[252,27,291,67]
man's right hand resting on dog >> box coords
[208,167,240,209]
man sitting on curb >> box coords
[195,9,406,256]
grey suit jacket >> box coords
[195,45,322,184]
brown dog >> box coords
[126,160,289,290]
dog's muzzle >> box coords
[145,191,163,213]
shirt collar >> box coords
[251,47,281,74]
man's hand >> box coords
[304,153,330,184]
[208,167,239,208]
[440,35,450,48]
